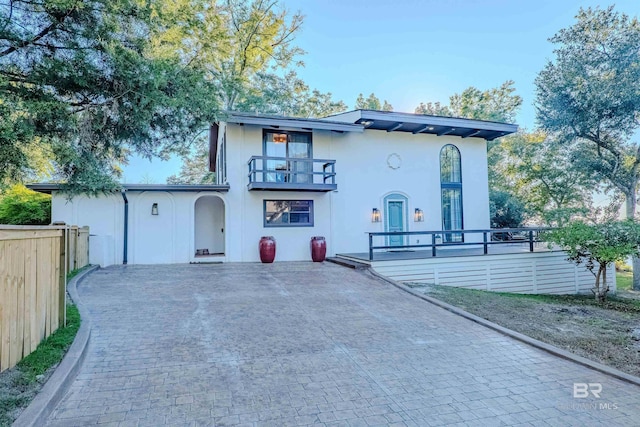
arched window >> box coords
[440,145,463,242]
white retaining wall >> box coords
[370,251,616,294]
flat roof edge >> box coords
[27,184,231,194]
[325,109,518,134]
[224,112,364,133]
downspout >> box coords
[121,190,128,265]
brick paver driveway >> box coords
[48,263,639,426]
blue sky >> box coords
[122,0,640,183]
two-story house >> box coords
[30,109,518,266]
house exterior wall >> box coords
[223,122,490,260]
[51,191,229,266]
[49,121,491,265]
[52,194,123,267]
[222,125,333,262]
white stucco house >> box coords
[31,110,516,266]
[30,109,613,294]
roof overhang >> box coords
[324,110,518,141]
[224,111,364,133]
[27,183,231,194]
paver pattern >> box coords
[48,262,640,426]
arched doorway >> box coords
[194,195,225,258]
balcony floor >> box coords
[247,182,337,192]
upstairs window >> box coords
[263,131,312,184]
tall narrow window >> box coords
[440,145,463,243]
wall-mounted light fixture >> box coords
[414,208,424,222]
[371,208,381,223]
[151,203,159,215]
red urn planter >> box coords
[259,236,276,263]
[310,236,326,262]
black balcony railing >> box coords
[367,228,550,261]
[247,156,337,191]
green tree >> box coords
[236,71,347,117]
[414,102,452,116]
[167,135,216,185]
[0,185,51,225]
[450,81,521,123]
[545,221,640,302]
[415,81,522,123]
[489,190,525,228]
[355,93,393,111]
[495,132,593,226]
[535,6,640,289]
[0,0,219,193]
[167,2,347,184]
[177,0,305,110]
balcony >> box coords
[247,156,337,192]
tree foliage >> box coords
[166,135,216,185]
[489,190,525,228]
[0,184,51,225]
[414,101,451,117]
[545,221,640,301]
[355,93,393,111]
[236,71,347,118]
[200,0,304,110]
[0,0,219,193]
[535,6,640,216]
[493,131,594,226]
[414,80,521,123]
[167,1,347,184]
[535,6,640,289]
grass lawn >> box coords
[617,270,633,291]
[410,271,640,378]
[0,267,87,426]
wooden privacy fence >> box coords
[0,224,90,373]
[65,226,89,272]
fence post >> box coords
[59,226,67,327]
[483,231,488,255]
[368,233,373,261]
[529,230,534,252]
[432,233,437,257]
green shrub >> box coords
[489,190,526,228]
[544,220,640,302]
[0,184,51,225]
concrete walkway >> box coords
[48,263,639,426]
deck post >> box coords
[529,230,534,252]
[368,233,373,261]
[483,232,488,255]
[431,233,436,257]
